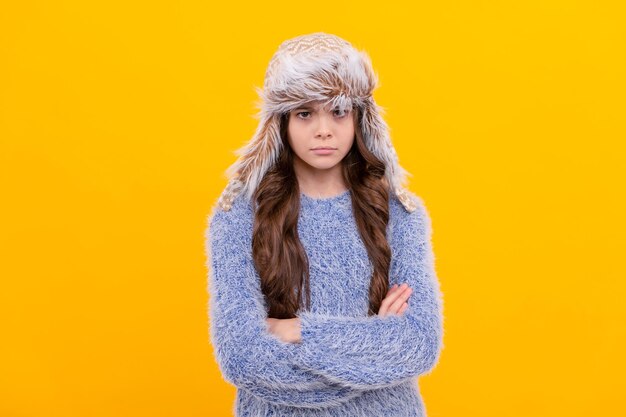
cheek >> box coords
[287,124,308,152]
[343,125,356,146]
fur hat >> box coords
[216,32,417,213]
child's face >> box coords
[287,101,355,174]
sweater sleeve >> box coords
[292,196,444,390]
[205,200,367,407]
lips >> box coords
[311,147,337,155]
[311,147,337,150]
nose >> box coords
[315,113,333,139]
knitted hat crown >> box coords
[216,32,417,212]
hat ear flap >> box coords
[359,99,416,212]
[217,113,285,211]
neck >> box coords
[293,157,348,198]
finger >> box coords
[386,284,398,295]
[398,302,409,315]
[381,284,408,307]
[378,302,388,316]
[379,287,396,316]
[388,286,413,315]
[379,284,409,315]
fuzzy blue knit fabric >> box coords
[204,189,444,416]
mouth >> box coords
[311,147,337,155]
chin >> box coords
[305,159,342,170]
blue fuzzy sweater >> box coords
[204,189,444,416]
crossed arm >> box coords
[205,197,443,407]
[265,281,414,344]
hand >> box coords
[266,317,302,344]
[378,283,413,317]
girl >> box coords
[205,32,444,416]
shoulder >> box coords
[389,189,432,242]
[205,192,254,244]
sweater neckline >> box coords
[300,188,351,205]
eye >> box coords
[334,108,349,118]
[296,111,311,119]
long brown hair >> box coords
[251,106,392,319]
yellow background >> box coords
[1,1,624,416]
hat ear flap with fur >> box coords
[216,113,283,211]
[359,98,417,213]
